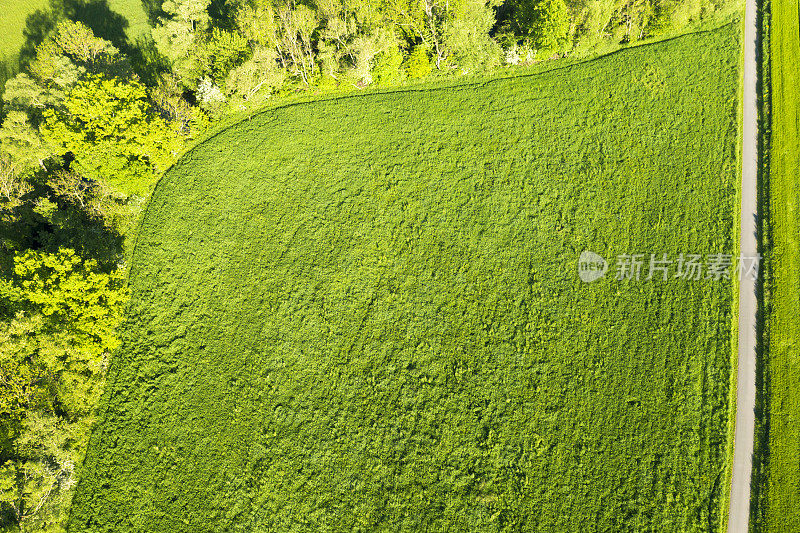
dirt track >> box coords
[727,0,759,531]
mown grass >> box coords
[106,0,149,39]
[71,24,740,532]
[754,1,800,530]
[0,0,48,57]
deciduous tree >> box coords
[152,0,213,85]
[40,76,183,198]
[444,0,503,72]
[0,248,126,531]
[511,0,571,52]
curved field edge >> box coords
[73,25,740,532]
[129,17,744,259]
[124,18,744,273]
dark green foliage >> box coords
[70,24,740,532]
[510,0,570,51]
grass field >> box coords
[70,24,741,532]
[0,0,49,58]
[105,0,150,39]
[754,0,800,530]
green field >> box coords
[0,0,49,58]
[70,24,740,532]
[105,0,150,39]
[754,0,800,530]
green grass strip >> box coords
[757,0,800,530]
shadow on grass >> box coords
[56,0,130,51]
[0,8,58,116]
[0,56,19,116]
[141,0,164,26]
[13,0,163,84]
[750,0,772,529]
[18,8,60,65]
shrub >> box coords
[405,45,432,79]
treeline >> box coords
[0,0,734,530]
[151,0,735,113]
[0,20,185,531]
